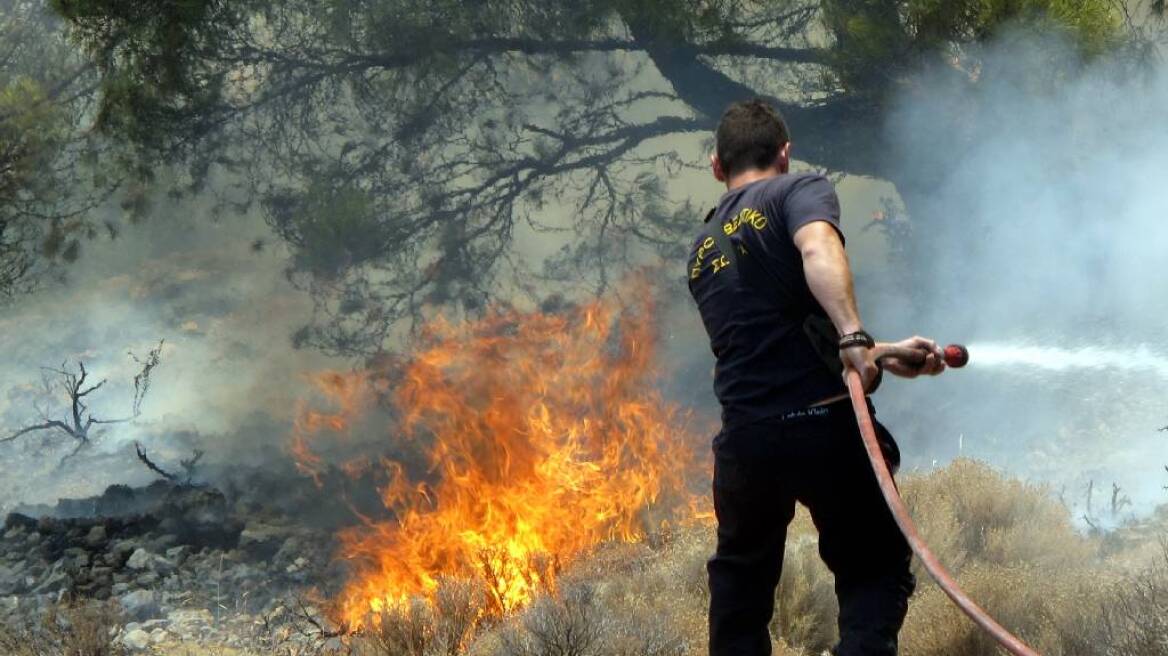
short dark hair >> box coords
[715,99,790,177]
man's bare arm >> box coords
[793,221,862,335]
[794,221,945,389]
[792,220,881,390]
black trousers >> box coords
[708,400,915,656]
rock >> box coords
[0,564,17,595]
[126,548,153,570]
[124,546,178,580]
[119,589,160,621]
[273,536,303,566]
[62,547,90,569]
[35,516,59,533]
[121,627,151,651]
[150,627,168,644]
[239,524,285,559]
[140,619,170,630]
[285,555,310,574]
[168,608,213,624]
[165,545,190,564]
[149,533,178,552]
[85,525,108,547]
[3,513,36,532]
[150,555,176,576]
[168,608,213,640]
[227,563,258,582]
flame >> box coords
[292,292,708,628]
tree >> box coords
[0,2,142,300]
[48,0,1159,354]
[0,340,163,465]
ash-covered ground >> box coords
[0,466,357,653]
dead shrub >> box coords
[497,585,605,656]
[893,460,1123,655]
[1097,542,1168,655]
[901,459,1095,573]
[0,601,125,656]
[485,580,688,656]
[355,578,485,656]
[901,561,1113,655]
[772,529,837,653]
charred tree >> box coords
[133,441,204,484]
[1,340,164,466]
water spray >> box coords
[968,342,1168,379]
[852,344,1041,656]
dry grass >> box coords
[0,601,125,656]
[896,460,1112,655]
[463,458,1167,656]
[900,459,1098,574]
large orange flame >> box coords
[292,293,707,628]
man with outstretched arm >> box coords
[686,99,945,656]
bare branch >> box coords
[129,340,164,418]
[134,441,177,482]
[57,437,89,469]
[181,449,204,481]
[88,416,133,426]
[0,420,74,443]
[76,378,108,398]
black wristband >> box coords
[838,330,875,350]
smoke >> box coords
[0,195,344,512]
[872,31,1168,518]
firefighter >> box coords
[687,99,946,656]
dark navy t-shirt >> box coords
[687,173,847,429]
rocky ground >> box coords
[0,480,348,654]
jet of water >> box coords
[968,342,1168,380]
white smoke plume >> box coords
[871,32,1168,520]
[0,202,344,513]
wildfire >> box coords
[291,293,708,629]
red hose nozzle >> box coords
[944,344,969,368]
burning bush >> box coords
[291,293,708,629]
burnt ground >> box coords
[0,472,366,653]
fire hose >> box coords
[846,344,1041,656]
